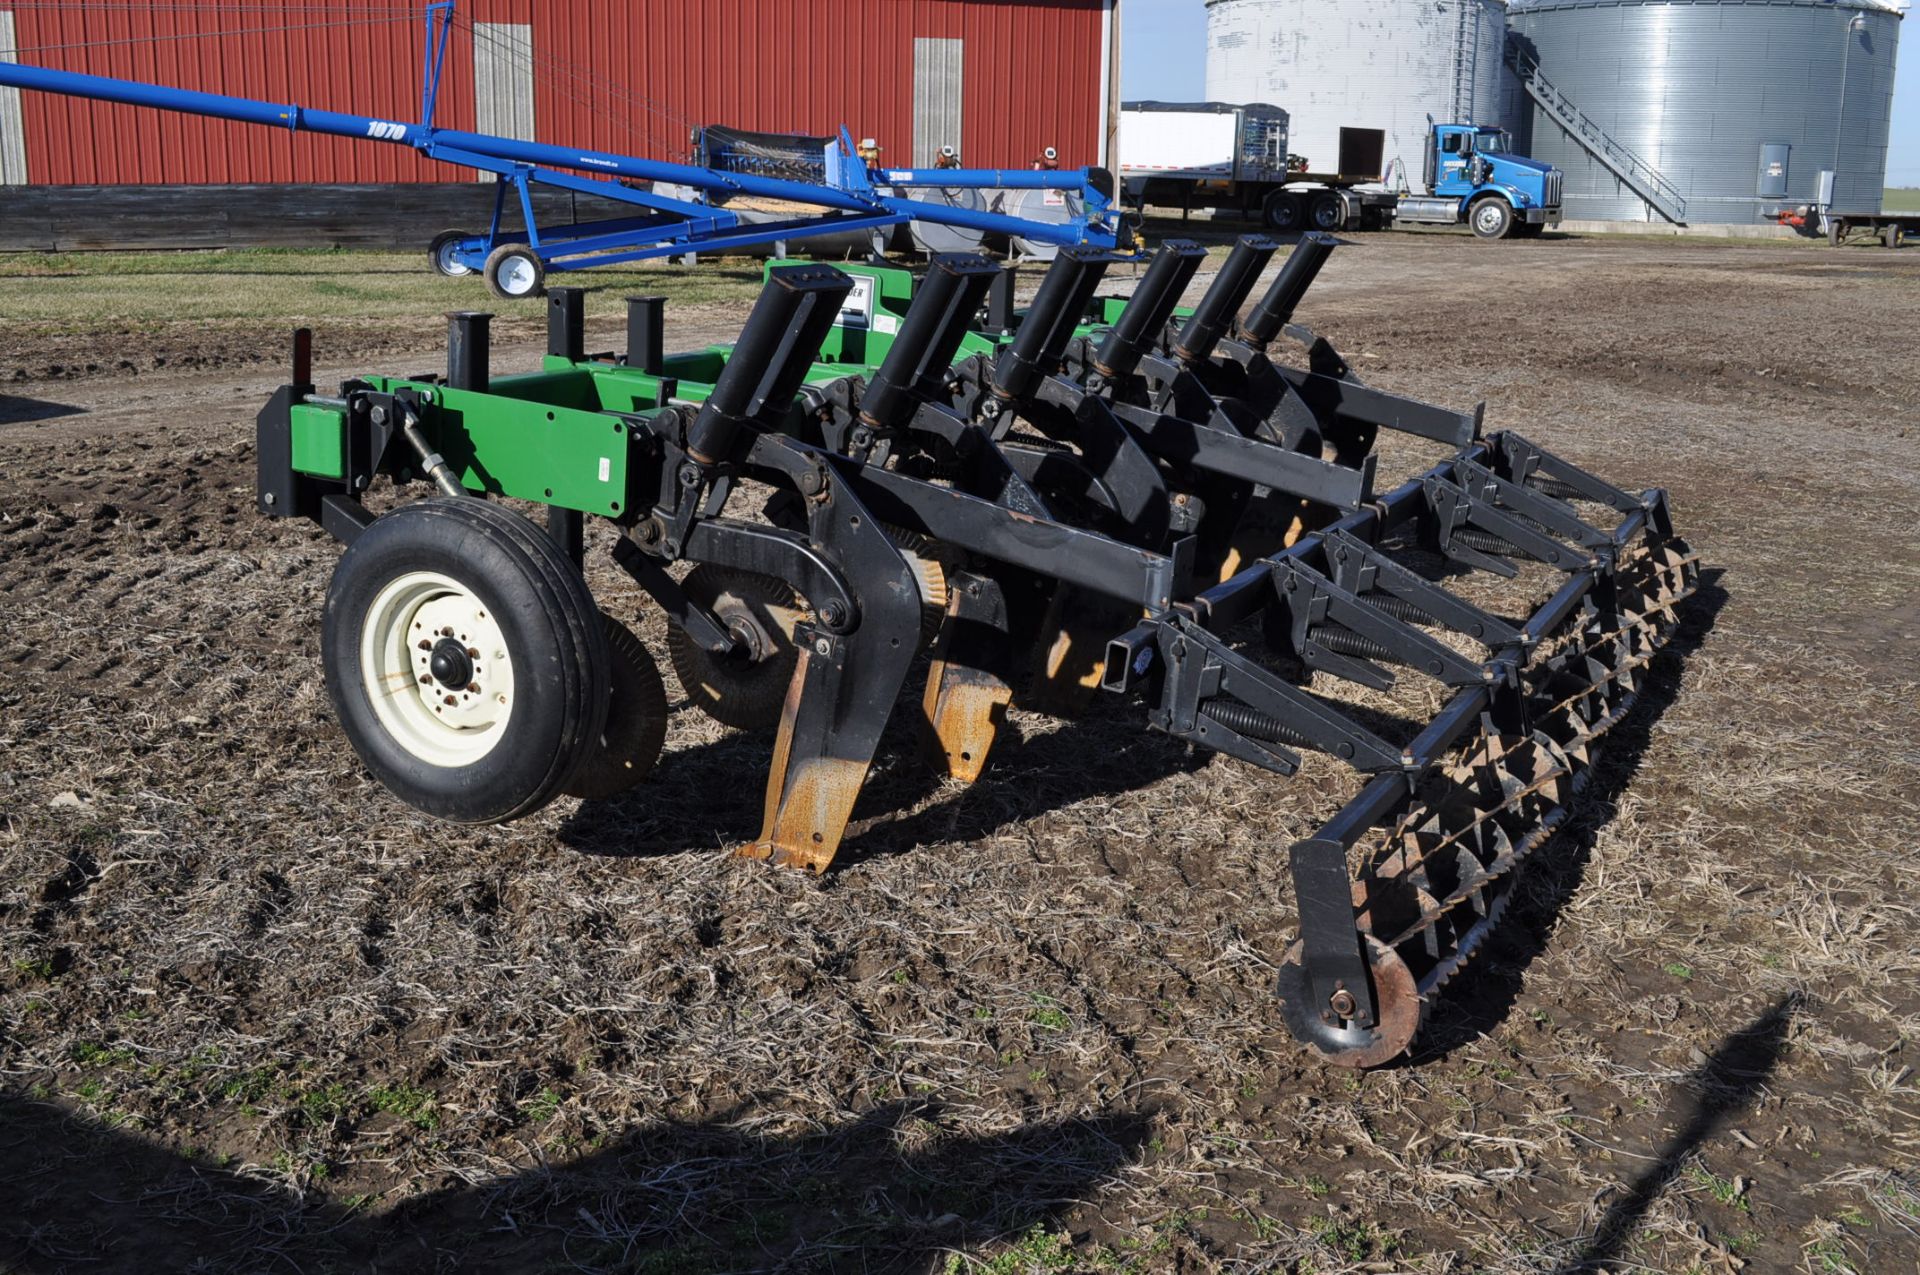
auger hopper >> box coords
[257,242,1698,1066]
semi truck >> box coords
[1119,101,1563,240]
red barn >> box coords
[0,1,1120,186]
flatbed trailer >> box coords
[1826,210,1917,249]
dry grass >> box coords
[2,234,1919,1271]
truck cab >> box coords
[1396,123,1563,239]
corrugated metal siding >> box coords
[912,36,965,166]
[0,10,27,183]
[1509,0,1903,222]
[1205,0,1515,184]
[472,22,534,142]
[6,0,1106,185]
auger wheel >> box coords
[665,564,806,733]
[1275,935,1426,1070]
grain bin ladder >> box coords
[1505,40,1688,225]
[0,2,1131,297]
[258,236,1700,1067]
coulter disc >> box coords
[666,565,806,733]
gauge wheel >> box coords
[1469,197,1515,240]
[429,230,476,278]
[321,498,609,823]
[1307,191,1345,232]
[484,244,547,299]
[1262,189,1304,234]
[665,564,806,733]
[564,612,670,801]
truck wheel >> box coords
[1886,224,1904,250]
[1262,190,1304,234]
[1308,191,1345,232]
[484,244,546,299]
[1828,221,1844,247]
[429,230,475,278]
[322,498,610,823]
[1470,198,1515,240]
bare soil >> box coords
[3,231,1919,1274]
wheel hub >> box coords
[428,637,475,690]
[360,571,518,766]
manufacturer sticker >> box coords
[838,274,876,330]
[598,457,611,482]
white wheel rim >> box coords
[438,242,473,276]
[359,570,516,767]
[1477,206,1501,233]
[497,255,539,296]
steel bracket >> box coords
[1270,557,1491,689]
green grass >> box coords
[1883,188,1920,213]
[0,247,764,335]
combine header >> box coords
[253,236,1698,1067]
[0,3,1129,297]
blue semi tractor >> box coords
[1120,103,1563,240]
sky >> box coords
[1119,0,1920,190]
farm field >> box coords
[2,230,1918,1273]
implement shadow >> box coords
[1412,567,1731,1062]
[556,687,1216,863]
[1550,992,1799,1274]
[0,395,85,425]
[0,1093,1150,1273]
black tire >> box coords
[1307,191,1345,232]
[484,244,546,300]
[321,498,609,824]
[564,613,670,800]
[429,230,475,278]
[1469,197,1515,240]
[1886,224,1904,250]
[1261,189,1304,234]
[665,564,803,733]
[1513,222,1545,240]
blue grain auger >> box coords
[0,1,1132,297]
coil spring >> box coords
[1530,477,1584,500]
[1362,593,1436,626]
[1454,528,1529,559]
[1205,700,1313,749]
[1312,625,1397,663]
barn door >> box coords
[912,37,964,168]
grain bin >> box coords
[1507,0,1904,224]
[1205,0,1513,186]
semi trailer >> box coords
[1119,101,1563,240]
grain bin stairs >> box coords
[1506,40,1689,226]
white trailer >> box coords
[1118,100,1400,233]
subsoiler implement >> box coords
[257,238,1698,1066]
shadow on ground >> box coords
[1415,568,1730,1063]
[0,394,85,425]
[1552,991,1801,1274]
[0,1094,1150,1273]
[555,687,1211,864]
